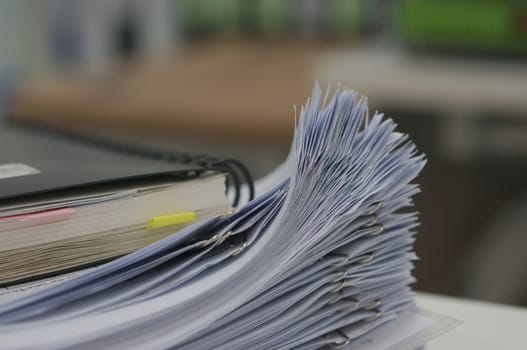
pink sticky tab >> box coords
[0,208,76,224]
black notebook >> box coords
[0,121,251,285]
[0,122,203,201]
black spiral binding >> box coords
[9,119,255,207]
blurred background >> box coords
[0,0,526,306]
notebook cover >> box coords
[0,121,204,202]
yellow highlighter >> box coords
[147,212,196,230]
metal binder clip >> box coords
[330,278,347,294]
[364,201,382,215]
[365,299,381,310]
[331,271,348,283]
[217,231,233,244]
[365,299,382,322]
[232,240,248,256]
[365,213,378,227]
[344,298,360,312]
[329,253,349,267]
[329,277,347,304]
[328,290,344,305]
[328,330,351,349]
[203,234,219,246]
[366,309,382,322]
[369,224,384,236]
[358,252,374,265]
[205,230,234,246]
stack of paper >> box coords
[0,175,229,285]
[0,84,456,349]
[0,122,231,285]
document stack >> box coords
[0,84,455,349]
[0,122,233,286]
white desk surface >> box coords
[416,293,527,349]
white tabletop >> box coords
[416,293,527,349]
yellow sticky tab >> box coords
[147,212,196,229]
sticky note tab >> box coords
[0,207,76,223]
[147,212,195,230]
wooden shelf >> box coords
[12,41,332,144]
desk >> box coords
[416,293,527,349]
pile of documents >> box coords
[0,123,230,285]
[0,85,455,349]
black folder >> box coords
[0,122,202,202]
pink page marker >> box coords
[0,207,77,225]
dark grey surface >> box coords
[0,122,201,201]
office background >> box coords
[1,0,526,306]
